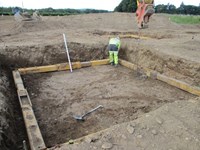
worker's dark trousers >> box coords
[108,44,118,65]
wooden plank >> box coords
[91,59,109,66]
[13,71,46,150]
[18,62,81,75]
[119,59,137,70]
[22,106,46,150]
[120,34,150,40]
[119,59,200,97]
[18,59,109,75]
[157,74,200,96]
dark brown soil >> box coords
[23,65,194,147]
[0,68,29,150]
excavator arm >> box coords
[136,0,155,29]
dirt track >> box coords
[0,13,200,149]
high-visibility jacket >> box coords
[109,38,121,50]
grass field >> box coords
[170,15,200,24]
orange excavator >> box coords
[136,0,155,29]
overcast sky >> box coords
[0,0,199,11]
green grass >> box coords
[170,15,200,24]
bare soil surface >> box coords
[0,13,200,85]
[0,13,200,149]
[51,98,200,150]
[23,65,194,147]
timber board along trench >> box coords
[12,59,109,150]
[12,59,200,150]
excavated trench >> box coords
[0,42,107,149]
[0,42,198,149]
[0,66,28,150]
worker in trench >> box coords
[108,36,121,67]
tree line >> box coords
[0,7,109,16]
[114,0,200,15]
[1,1,200,16]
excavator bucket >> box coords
[136,0,155,29]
